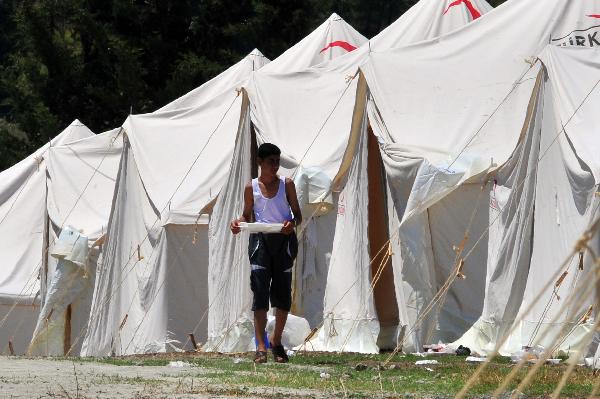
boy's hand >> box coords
[230,219,241,235]
[281,220,294,235]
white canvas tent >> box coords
[459,44,600,357]
[319,0,493,73]
[325,0,600,356]
[207,0,492,354]
[26,128,123,356]
[81,13,366,356]
[157,49,268,113]
[0,120,94,355]
[259,12,366,73]
[80,49,269,356]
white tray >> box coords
[239,222,284,233]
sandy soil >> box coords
[0,356,247,398]
[0,355,337,398]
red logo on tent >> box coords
[589,14,600,19]
[443,0,482,20]
[320,41,357,53]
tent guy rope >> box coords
[455,213,600,399]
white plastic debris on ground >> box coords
[415,360,439,365]
[168,361,192,368]
[424,342,454,354]
[465,356,487,362]
[510,345,546,363]
[509,348,561,364]
[268,313,311,349]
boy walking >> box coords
[230,143,302,363]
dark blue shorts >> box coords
[248,232,298,311]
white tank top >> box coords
[252,176,293,223]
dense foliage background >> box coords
[0,0,506,170]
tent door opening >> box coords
[367,126,399,350]
[63,304,72,355]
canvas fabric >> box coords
[84,12,366,355]
[0,120,94,355]
[80,140,212,356]
[260,13,367,73]
[24,128,123,356]
[351,0,600,354]
[229,0,492,353]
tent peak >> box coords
[328,12,343,21]
[248,48,267,58]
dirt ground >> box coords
[1,352,592,398]
[0,356,278,398]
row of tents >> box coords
[1,0,600,364]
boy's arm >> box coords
[241,182,254,222]
[230,182,254,234]
[283,178,302,235]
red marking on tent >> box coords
[320,41,357,53]
[443,0,482,20]
[337,192,346,215]
[589,14,600,19]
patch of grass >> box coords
[94,357,170,367]
[87,352,598,397]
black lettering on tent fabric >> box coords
[551,25,600,47]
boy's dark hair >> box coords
[257,143,281,159]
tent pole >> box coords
[41,176,51,306]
